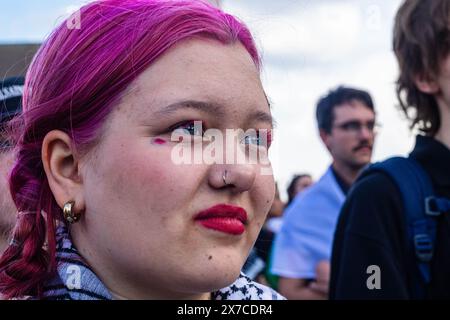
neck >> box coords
[103,265,212,300]
[109,288,211,300]
[435,99,450,150]
[331,160,363,186]
[71,228,212,300]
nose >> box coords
[359,124,374,140]
[208,163,257,194]
[208,134,257,193]
[207,129,261,193]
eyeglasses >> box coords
[333,120,380,134]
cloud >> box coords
[226,0,402,68]
[260,3,362,62]
[224,0,409,199]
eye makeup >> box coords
[266,129,273,148]
[152,138,168,145]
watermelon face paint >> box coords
[152,138,167,145]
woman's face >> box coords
[75,39,275,299]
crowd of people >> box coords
[245,0,450,300]
[0,0,448,300]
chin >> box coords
[184,259,244,293]
[353,155,372,167]
[361,157,372,167]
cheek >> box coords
[99,141,204,216]
[334,135,354,152]
[440,82,450,106]
[295,184,304,194]
[84,141,175,212]
[252,174,275,223]
[118,155,179,207]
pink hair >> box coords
[0,0,260,299]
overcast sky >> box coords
[223,0,412,200]
[0,0,411,200]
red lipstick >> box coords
[194,204,248,235]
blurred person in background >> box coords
[286,174,313,208]
[271,86,377,299]
[0,77,23,253]
[262,174,314,290]
[265,183,286,234]
[266,175,313,234]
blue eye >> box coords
[242,130,272,148]
[173,120,204,136]
[243,135,261,145]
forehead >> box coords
[121,38,269,123]
[332,100,375,123]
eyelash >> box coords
[169,120,206,142]
[169,120,273,148]
[241,129,273,148]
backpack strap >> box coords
[426,196,450,215]
[358,157,448,298]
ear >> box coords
[414,73,440,94]
[41,130,85,214]
[319,129,331,150]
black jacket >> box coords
[330,136,450,299]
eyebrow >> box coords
[154,100,275,127]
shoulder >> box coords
[348,171,400,204]
[330,171,412,299]
[213,273,286,300]
[281,170,343,228]
[284,171,337,213]
[305,169,336,195]
[338,170,405,243]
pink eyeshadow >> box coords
[152,138,167,145]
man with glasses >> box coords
[0,77,23,252]
[271,86,377,299]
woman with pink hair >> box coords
[0,0,283,300]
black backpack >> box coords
[360,157,450,298]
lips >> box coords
[194,204,248,235]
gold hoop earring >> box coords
[63,201,80,224]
